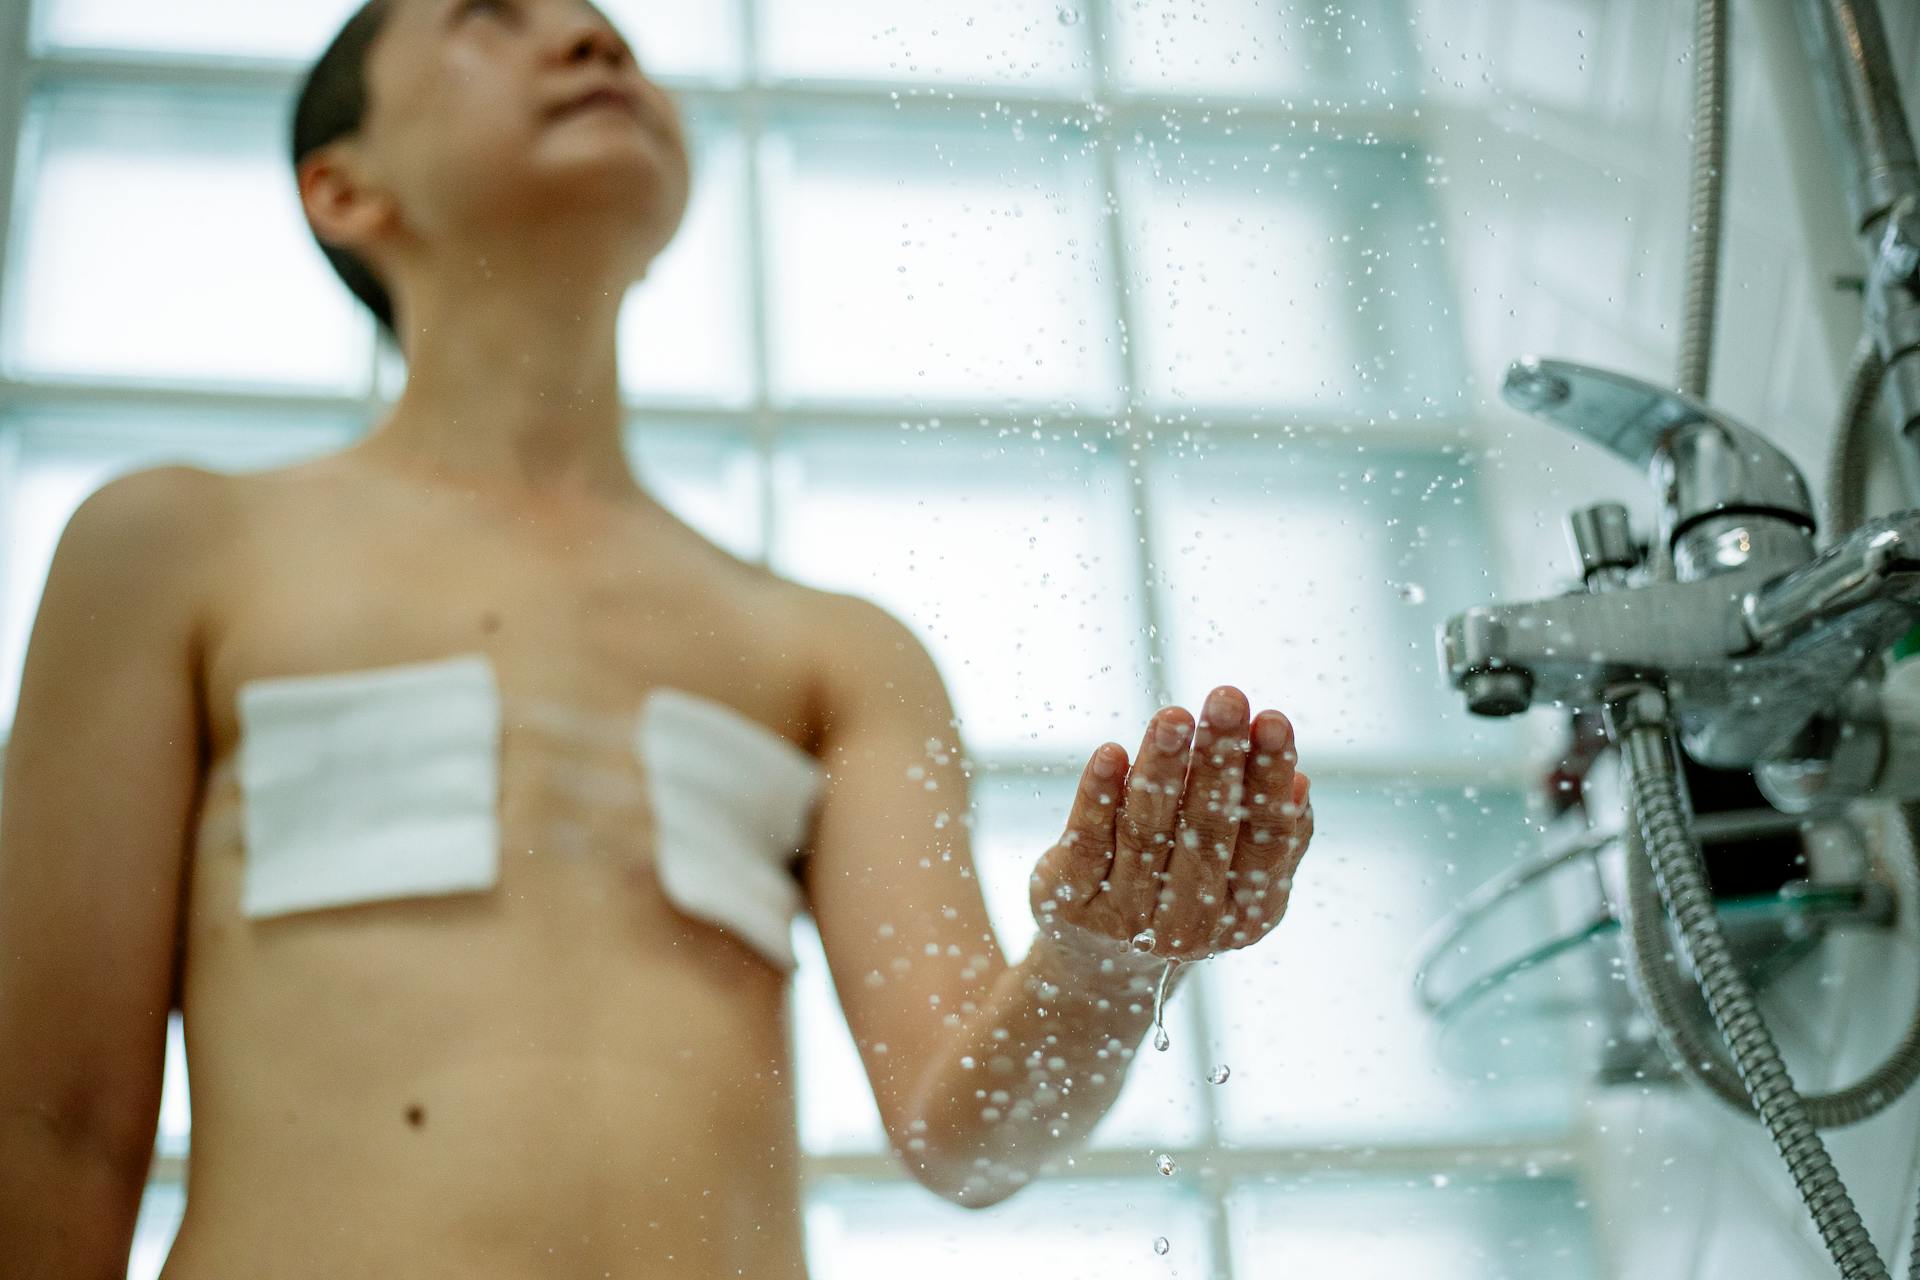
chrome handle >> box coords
[1502,357,1816,543]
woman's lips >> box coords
[552,90,641,123]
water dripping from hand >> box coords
[1150,957,1179,1051]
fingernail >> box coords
[1155,715,1189,751]
[1256,714,1289,751]
[1092,745,1119,779]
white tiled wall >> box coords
[1409,0,1920,1275]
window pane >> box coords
[1116,138,1357,413]
[1144,441,1518,767]
[768,430,1151,759]
[792,917,887,1153]
[1107,0,1414,99]
[31,0,741,80]
[6,84,374,393]
[31,0,364,61]
[619,115,754,407]
[761,110,1121,411]
[0,404,360,729]
[157,1012,189,1158]
[127,1179,186,1280]
[598,0,744,84]
[1227,1174,1602,1280]
[624,422,766,563]
[805,1178,1214,1278]
[758,0,1094,93]
[968,771,1209,1149]
[1201,782,1579,1146]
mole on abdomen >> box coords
[480,611,501,634]
[405,1103,426,1128]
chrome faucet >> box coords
[1441,357,1920,791]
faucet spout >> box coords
[1743,511,1920,650]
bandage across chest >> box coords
[234,653,827,971]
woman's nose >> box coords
[552,7,631,69]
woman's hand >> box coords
[1029,685,1313,967]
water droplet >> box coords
[1397,581,1427,604]
[1156,1152,1177,1176]
[1150,957,1178,1050]
[1152,1236,1170,1255]
[1207,1064,1231,1084]
[1056,5,1081,24]
[1430,1173,1450,1188]
[1130,927,1156,951]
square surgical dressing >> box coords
[235,652,503,919]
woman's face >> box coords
[357,0,692,278]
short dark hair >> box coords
[291,0,401,349]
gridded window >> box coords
[756,0,1097,92]
[1115,137,1465,416]
[0,1,1594,1278]
[29,0,369,62]
[4,82,375,393]
[768,428,1153,759]
[616,116,756,406]
[1105,0,1418,98]
[1198,781,1578,1146]
[760,107,1124,412]
[1225,1174,1600,1279]
[1144,437,1519,766]
[804,1178,1216,1276]
[30,0,744,83]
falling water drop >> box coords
[1207,1064,1231,1084]
[1056,5,1081,24]
[1156,1152,1177,1176]
[1150,958,1179,1050]
[1396,581,1427,604]
[1152,1236,1171,1255]
[1130,927,1157,952]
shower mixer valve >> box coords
[1441,356,1920,805]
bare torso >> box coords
[158,452,830,1280]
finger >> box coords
[1281,772,1313,883]
[1032,742,1125,924]
[1106,705,1193,932]
[1221,771,1313,951]
[1154,687,1250,957]
[1230,710,1297,863]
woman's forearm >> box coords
[899,930,1200,1209]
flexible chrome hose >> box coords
[1822,334,1889,545]
[1677,0,1728,399]
[1620,712,1889,1278]
[1621,791,1920,1125]
[1901,802,1920,1280]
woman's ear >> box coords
[299,143,393,256]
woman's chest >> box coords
[184,481,830,974]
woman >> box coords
[0,1,1315,1275]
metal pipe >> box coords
[1791,0,1919,236]
[1791,0,1920,508]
